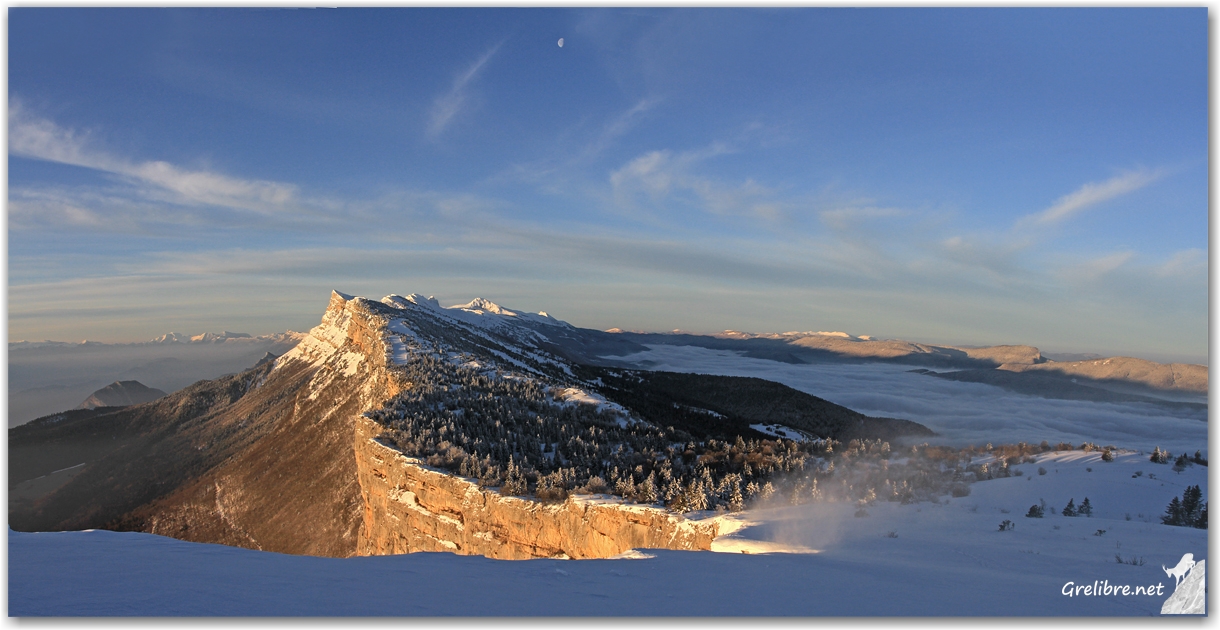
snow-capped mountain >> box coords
[148,331,294,344]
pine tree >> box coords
[1173,454,1191,473]
[1079,497,1092,517]
[636,472,658,504]
[1181,485,1202,524]
[1062,498,1077,517]
[728,477,745,512]
[1162,496,1184,526]
[1026,504,1044,518]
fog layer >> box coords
[613,345,1207,456]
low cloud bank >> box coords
[9,336,300,426]
[614,345,1207,456]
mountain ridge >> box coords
[8,289,1203,562]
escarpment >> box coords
[121,292,412,556]
[354,415,717,559]
[107,291,722,559]
[15,289,940,560]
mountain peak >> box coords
[76,380,167,410]
[453,298,508,315]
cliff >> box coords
[354,416,718,559]
[124,291,720,559]
[129,291,410,556]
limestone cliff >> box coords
[128,290,721,559]
[354,415,718,559]
[130,291,411,556]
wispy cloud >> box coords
[1156,248,1206,278]
[609,141,785,219]
[9,103,299,214]
[818,206,906,232]
[1064,250,1136,281]
[583,97,662,158]
[427,41,504,139]
[1022,169,1163,227]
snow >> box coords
[10,448,1206,616]
[338,351,365,377]
[750,423,816,441]
[10,300,1208,617]
[381,292,569,330]
[555,387,633,426]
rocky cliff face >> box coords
[131,291,411,557]
[128,291,721,559]
[354,415,718,559]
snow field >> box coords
[10,448,1205,616]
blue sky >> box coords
[7,8,1208,363]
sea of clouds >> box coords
[611,345,1208,457]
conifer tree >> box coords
[1062,498,1077,517]
[636,472,658,504]
[1079,497,1092,517]
[728,477,745,512]
[1181,485,1203,524]
[1162,496,1184,526]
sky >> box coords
[7,8,1208,363]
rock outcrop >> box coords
[354,416,718,559]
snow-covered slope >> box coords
[10,451,1205,616]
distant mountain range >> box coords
[11,331,302,348]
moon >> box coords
[558,38,564,48]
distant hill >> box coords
[77,381,167,410]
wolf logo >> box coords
[1163,553,1196,587]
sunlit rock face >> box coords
[129,291,718,559]
[354,415,718,560]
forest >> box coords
[368,346,1038,513]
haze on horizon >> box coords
[7,9,1208,365]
